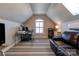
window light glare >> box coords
[63,2,79,15]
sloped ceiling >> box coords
[47,3,74,22]
[47,3,79,22]
[0,3,79,23]
[30,3,50,15]
[0,3,33,23]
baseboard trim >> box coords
[1,39,21,55]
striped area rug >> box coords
[5,39,55,56]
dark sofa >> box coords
[50,31,79,56]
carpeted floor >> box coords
[5,39,55,56]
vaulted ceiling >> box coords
[30,3,50,15]
[0,3,78,24]
[0,3,33,23]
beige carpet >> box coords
[5,39,55,56]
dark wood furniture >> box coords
[48,28,54,39]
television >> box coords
[0,23,5,45]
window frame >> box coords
[35,18,44,34]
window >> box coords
[35,19,44,33]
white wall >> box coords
[62,20,79,32]
[0,19,20,46]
